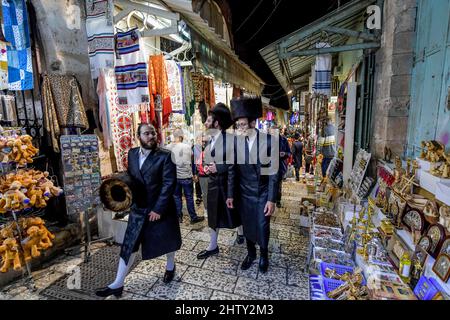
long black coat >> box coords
[204,132,241,229]
[291,140,303,169]
[230,130,278,249]
[119,147,182,264]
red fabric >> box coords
[196,151,207,176]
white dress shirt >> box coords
[139,147,151,170]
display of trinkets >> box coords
[369,280,417,300]
[326,268,369,300]
[60,135,101,220]
[439,205,450,233]
[425,224,446,258]
[357,176,375,199]
[313,237,345,251]
[401,206,426,233]
[313,248,354,266]
[313,211,341,228]
[313,226,343,240]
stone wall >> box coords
[371,0,417,159]
[31,0,97,109]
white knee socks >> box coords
[207,228,219,251]
[166,252,175,271]
[108,252,136,289]
[237,226,244,236]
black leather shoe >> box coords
[95,286,123,298]
[236,235,245,245]
[197,247,219,259]
[276,202,282,208]
[190,216,205,224]
[259,256,269,273]
[241,255,256,270]
[163,265,176,284]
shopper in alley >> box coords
[96,123,182,298]
[318,116,336,176]
[168,128,205,224]
[291,132,303,181]
[230,97,278,273]
[197,103,244,260]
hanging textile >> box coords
[312,42,332,97]
[164,59,183,113]
[41,76,61,153]
[2,0,33,90]
[85,0,114,80]
[100,68,136,171]
[191,72,205,103]
[0,94,17,126]
[97,68,112,149]
[203,77,215,106]
[115,29,150,114]
[148,54,172,128]
[182,68,195,126]
[0,41,8,90]
[44,74,89,129]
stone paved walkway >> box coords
[0,179,310,300]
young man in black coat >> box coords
[229,97,279,273]
[197,103,244,260]
[291,132,303,181]
[96,124,182,298]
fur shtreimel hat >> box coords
[230,97,262,121]
[209,102,233,130]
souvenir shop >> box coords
[0,0,264,287]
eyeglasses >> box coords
[235,123,249,129]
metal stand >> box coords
[12,211,37,291]
[64,205,113,263]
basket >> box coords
[320,262,354,278]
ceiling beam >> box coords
[280,42,380,58]
[323,26,379,41]
[141,25,178,37]
[115,0,180,21]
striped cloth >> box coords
[85,0,115,79]
[114,28,150,109]
[312,42,331,97]
[2,0,33,90]
[164,59,183,113]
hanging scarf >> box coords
[164,59,183,113]
[42,75,61,153]
[148,54,172,128]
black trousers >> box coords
[195,180,202,200]
[305,162,311,174]
[246,239,268,258]
[277,179,283,202]
[294,166,301,180]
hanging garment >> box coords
[44,74,89,129]
[312,42,332,97]
[148,54,172,127]
[182,68,195,126]
[0,41,8,90]
[97,68,112,149]
[0,94,17,126]
[191,72,205,103]
[101,68,136,171]
[41,76,61,153]
[115,29,150,110]
[2,0,33,90]
[164,59,183,113]
[85,0,115,80]
[203,77,215,107]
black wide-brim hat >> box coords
[209,102,233,129]
[230,97,263,121]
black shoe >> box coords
[236,235,245,245]
[241,255,256,270]
[95,286,124,298]
[195,199,202,205]
[190,216,205,224]
[163,265,176,284]
[259,256,269,273]
[197,247,219,259]
[276,202,282,208]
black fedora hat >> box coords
[230,97,262,121]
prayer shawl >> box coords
[164,59,183,113]
[182,68,195,126]
[2,0,33,90]
[0,41,8,90]
[85,0,114,80]
[312,42,332,97]
[115,29,150,112]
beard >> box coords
[139,138,157,150]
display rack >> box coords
[347,149,371,200]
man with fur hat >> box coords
[197,103,244,259]
[229,97,279,273]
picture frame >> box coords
[412,245,429,268]
[417,235,433,253]
[432,253,450,283]
[440,236,450,256]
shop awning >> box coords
[259,0,380,93]
[158,0,265,94]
